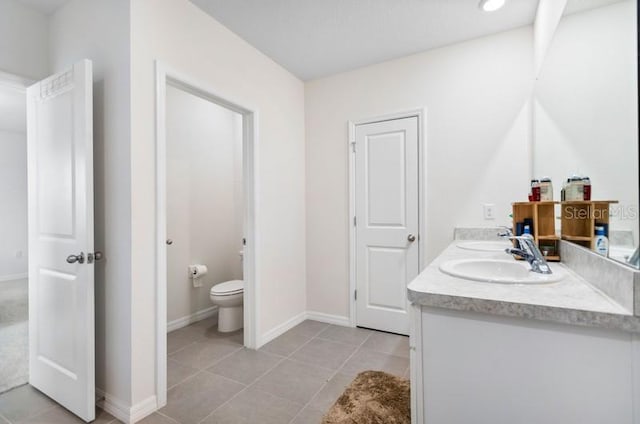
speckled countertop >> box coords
[408,240,640,333]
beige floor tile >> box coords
[316,325,373,346]
[20,406,115,424]
[167,326,205,355]
[259,331,312,357]
[191,320,244,346]
[136,412,179,424]
[167,359,199,389]
[307,373,353,412]
[169,340,242,370]
[0,385,57,423]
[290,338,357,370]
[287,320,329,338]
[161,372,244,424]
[207,348,282,385]
[201,387,302,424]
[339,348,409,378]
[252,359,333,405]
[361,331,410,358]
[290,406,326,424]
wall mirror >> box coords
[533,0,639,267]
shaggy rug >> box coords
[322,371,410,424]
[0,278,29,393]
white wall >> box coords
[534,0,638,242]
[0,130,27,279]
[166,85,243,323]
[305,27,534,318]
[0,0,49,79]
[131,0,306,405]
[533,0,568,76]
[49,0,133,408]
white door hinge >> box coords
[353,216,357,226]
[351,141,356,153]
[354,290,358,300]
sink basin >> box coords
[457,241,511,252]
[439,259,565,284]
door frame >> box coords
[154,61,259,407]
[347,109,427,328]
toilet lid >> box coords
[211,280,243,295]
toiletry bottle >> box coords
[566,175,583,201]
[539,177,553,201]
[582,177,591,201]
[530,179,540,202]
[594,226,609,257]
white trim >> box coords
[305,311,351,327]
[154,61,260,410]
[347,108,427,330]
[96,390,157,424]
[409,304,424,424]
[632,334,640,424]
[258,311,307,347]
[167,306,218,333]
[0,273,28,282]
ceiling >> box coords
[0,86,26,133]
[190,0,541,81]
[15,0,70,15]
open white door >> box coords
[355,117,419,335]
[27,60,95,422]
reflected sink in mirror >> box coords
[457,241,512,252]
[439,259,565,284]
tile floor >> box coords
[0,318,410,424]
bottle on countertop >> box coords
[594,226,609,257]
[582,176,591,201]
[565,175,584,201]
[539,177,553,201]
[530,179,541,202]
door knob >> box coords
[66,252,85,264]
[87,251,104,263]
[166,239,173,245]
[407,234,416,243]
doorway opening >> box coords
[348,110,426,336]
[0,71,30,394]
[155,63,258,407]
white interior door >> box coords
[355,116,419,335]
[27,60,95,422]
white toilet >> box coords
[210,279,243,332]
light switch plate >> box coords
[483,204,496,220]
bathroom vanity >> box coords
[408,231,640,424]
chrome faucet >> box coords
[505,234,552,274]
[497,226,513,239]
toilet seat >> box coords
[210,280,243,296]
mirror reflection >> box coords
[533,0,639,267]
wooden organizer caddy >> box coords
[512,201,560,261]
[560,200,618,249]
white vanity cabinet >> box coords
[410,304,640,424]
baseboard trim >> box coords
[96,389,157,424]
[0,273,28,282]
[258,311,307,347]
[305,311,352,327]
[167,306,218,333]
